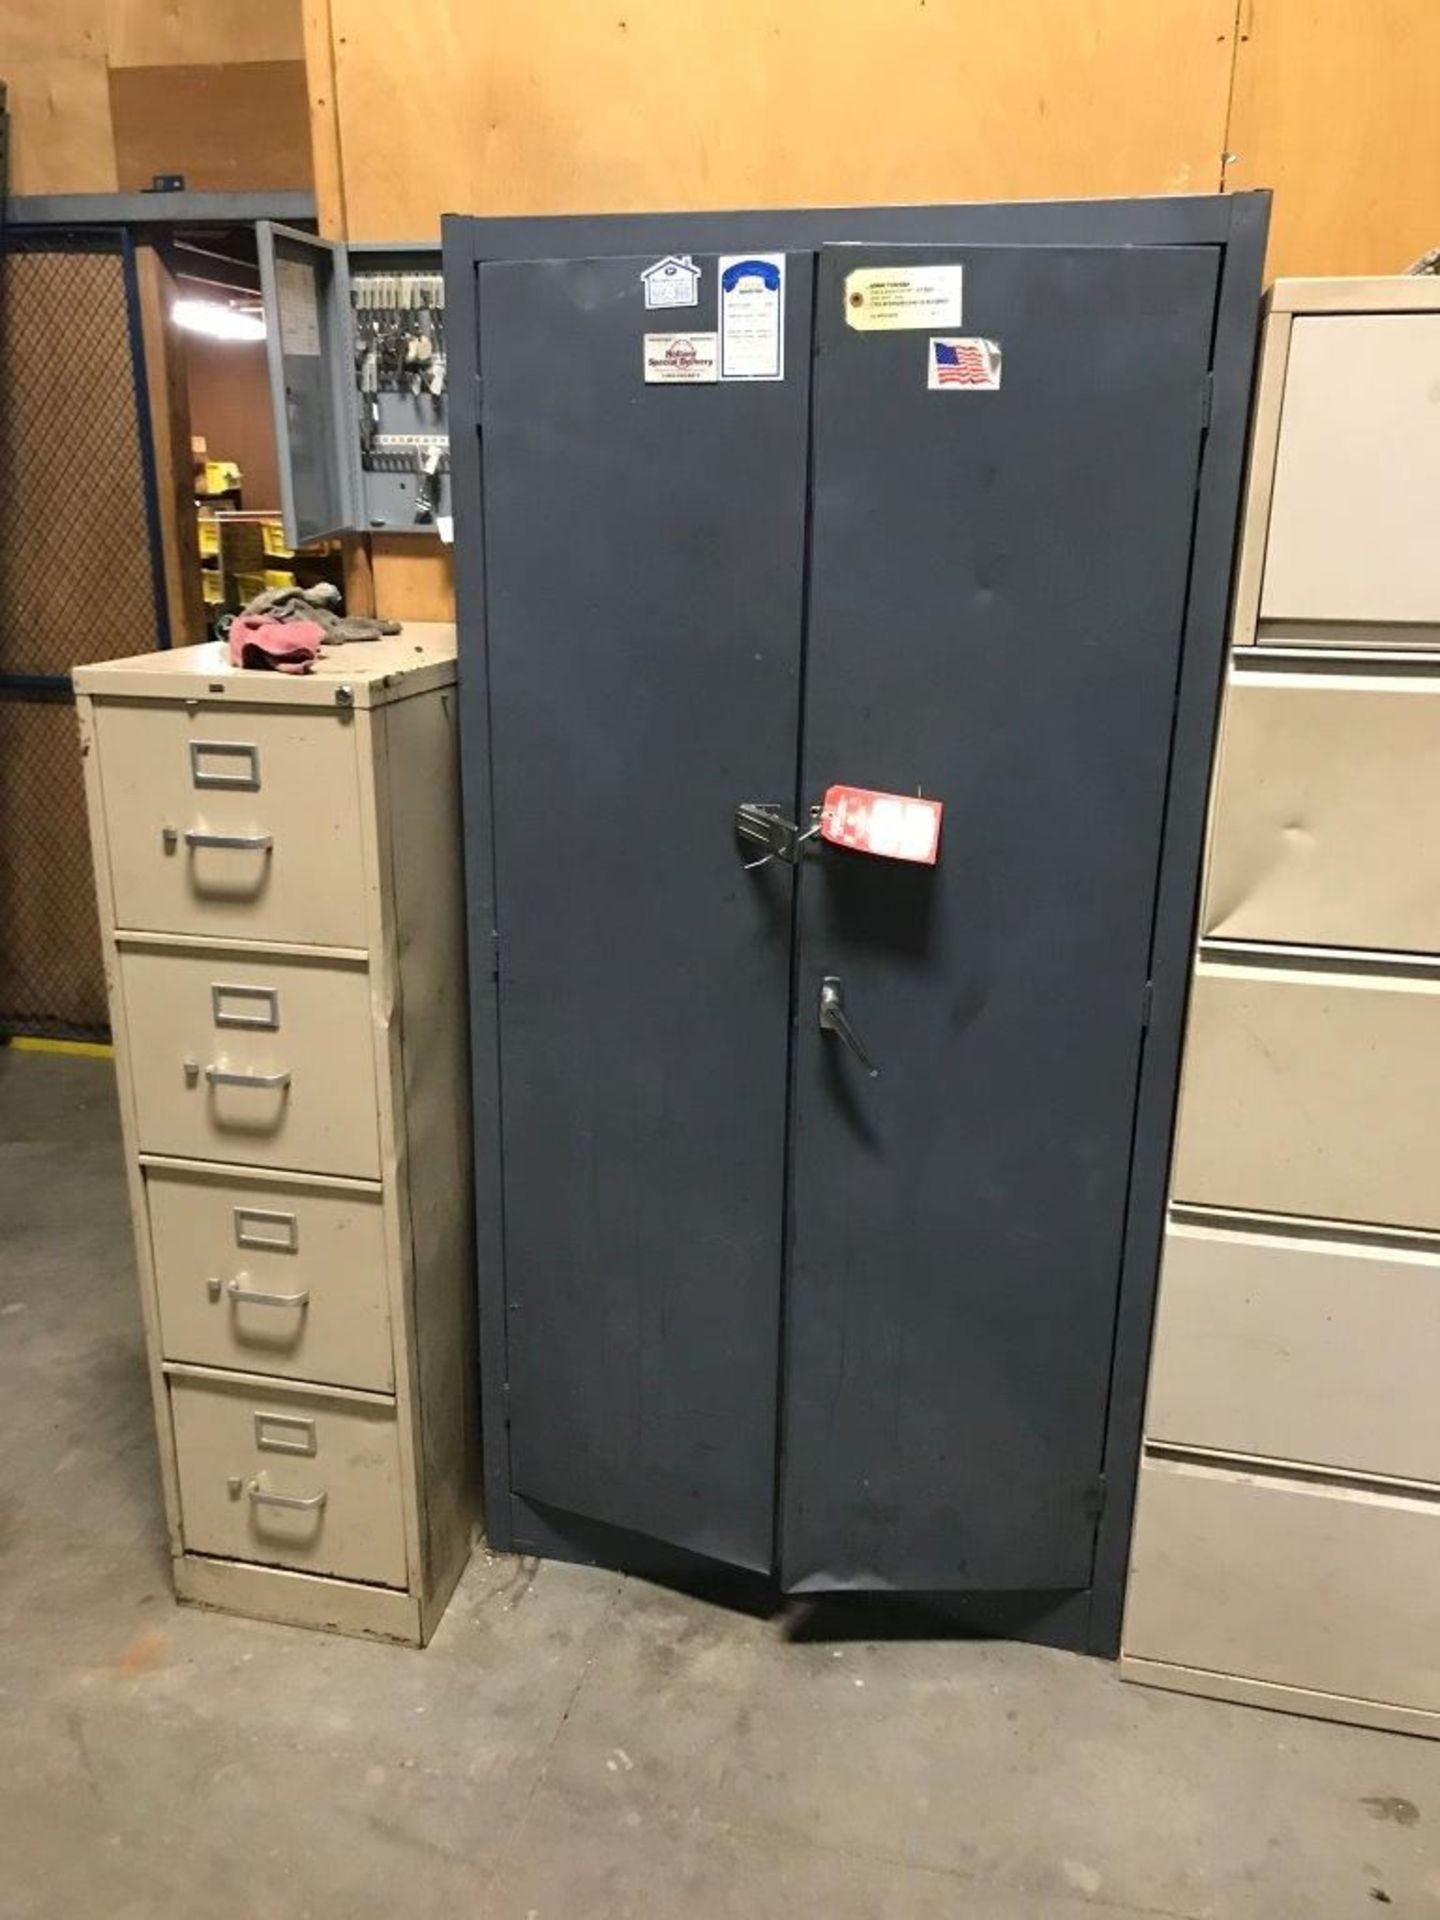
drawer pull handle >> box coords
[183,829,274,852]
[213,1277,311,1310]
[247,1478,326,1513]
[205,1066,292,1091]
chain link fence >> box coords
[0,233,166,1039]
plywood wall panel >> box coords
[2,57,119,193]
[1225,0,1440,276]
[0,0,308,194]
[331,0,1238,239]
[109,59,312,191]
[106,0,304,68]
[4,0,108,63]
[370,540,455,623]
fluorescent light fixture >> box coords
[173,298,266,342]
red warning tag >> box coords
[819,786,942,865]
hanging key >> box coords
[414,443,443,524]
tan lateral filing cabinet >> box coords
[75,626,476,1643]
[1122,279,1440,1737]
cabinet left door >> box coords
[257,223,362,545]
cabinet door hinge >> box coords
[1084,1473,1108,1521]
[1139,979,1153,1031]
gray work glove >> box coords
[239,581,401,641]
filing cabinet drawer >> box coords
[120,946,380,1178]
[146,1170,393,1391]
[171,1376,407,1588]
[1126,1455,1440,1712]
[1261,313,1440,626]
[1172,957,1440,1230]
[1148,1217,1440,1482]
[1204,669,1440,952]
[93,700,368,946]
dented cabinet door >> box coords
[477,253,814,1572]
[781,243,1218,1592]
[1204,666,1440,951]
[1261,313,1440,627]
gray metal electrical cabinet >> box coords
[446,194,1270,1658]
[257,223,451,545]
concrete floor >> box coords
[2,1049,1438,1920]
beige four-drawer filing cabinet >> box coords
[1122,278,1440,1737]
[74,625,476,1643]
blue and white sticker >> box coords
[641,254,701,310]
[718,254,784,381]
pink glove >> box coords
[228,616,326,674]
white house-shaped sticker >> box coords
[641,255,701,310]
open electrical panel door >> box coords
[257,223,363,546]
[258,222,452,547]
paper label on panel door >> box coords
[643,333,720,384]
[844,265,964,331]
[718,255,785,381]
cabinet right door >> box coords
[782,241,1220,1593]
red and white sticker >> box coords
[819,786,942,865]
[643,331,718,384]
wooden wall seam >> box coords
[301,0,348,239]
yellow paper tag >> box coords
[844,265,964,332]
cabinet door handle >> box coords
[818,976,881,1078]
[219,1278,310,1310]
[183,829,274,852]
[204,1066,291,1090]
[247,1479,326,1512]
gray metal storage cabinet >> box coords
[444,195,1268,1656]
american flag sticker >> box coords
[928,336,1002,392]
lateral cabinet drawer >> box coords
[1172,958,1440,1231]
[1125,1455,1440,1713]
[119,947,380,1178]
[1148,1217,1440,1483]
[92,700,369,947]
[1261,313,1440,627]
[170,1376,408,1588]
[146,1170,393,1391]
[1204,669,1440,952]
